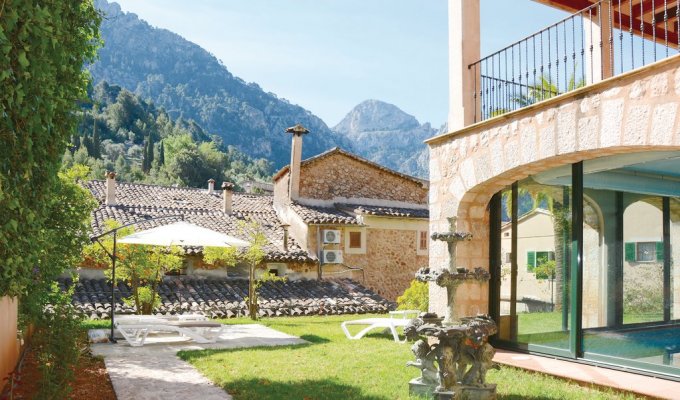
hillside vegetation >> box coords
[64,81,271,188]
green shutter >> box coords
[624,242,635,262]
[656,241,664,261]
[527,251,536,272]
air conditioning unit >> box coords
[323,229,341,244]
[323,250,343,264]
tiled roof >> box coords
[288,201,429,225]
[336,204,429,219]
[273,147,429,187]
[289,202,360,225]
[58,277,394,319]
[84,180,314,263]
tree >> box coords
[0,1,101,297]
[203,220,282,320]
[158,140,165,166]
[83,220,184,314]
[20,165,97,399]
[91,104,102,159]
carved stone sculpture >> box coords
[407,217,498,399]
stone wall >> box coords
[345,228,427,301]
[298,153,427,204]
[428,55,680,316]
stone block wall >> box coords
[428,55,680,316]
[344,228,427,301]
[298,153,427,204]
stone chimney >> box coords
[281,223,290,252]
[105,171,116,206]
[207,178,215,194]
[221,181,234,214]
[285,124,309,201]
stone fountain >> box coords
[406,217,498,400]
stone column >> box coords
[448,0,480,130]
[285,124,309,201]
[105,171,116,206]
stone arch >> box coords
[440,145,680,276]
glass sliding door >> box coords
[491,150,680,378]
[494,173,572,355]
[580,152,680,377]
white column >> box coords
[583,5,613,85]
[448,0,480,131]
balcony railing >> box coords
[470,0,680,122]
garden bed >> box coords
[6,345,116,400]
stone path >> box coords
[92,324,306,400]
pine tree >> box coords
[92,106,101,159]
[147,135,154,167]
[158,140,165,166]
[82,135,94,157]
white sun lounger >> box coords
[341,310,420,343]
[114,314,224,347]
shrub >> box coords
[396,280,428,312]
[31,282,86,400]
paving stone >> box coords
[92,324,305,400]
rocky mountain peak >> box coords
[333,99,420,134]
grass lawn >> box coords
[165,315,641,400]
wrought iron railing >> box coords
[470,0,680,122]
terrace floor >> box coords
[91,324,305,400]
[494,349,680,399]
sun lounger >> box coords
[114,314,224,347]
[341,310,420,343]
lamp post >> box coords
[90,214,183,342]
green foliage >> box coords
[535,258,556,280]
[32,282,87,400]
[83,219,184,314]
[0,0,101,297]
[19,166,97,324]
[204,220,282,320]
[65,82,273,187]
[396,280,429,312]
[203,246,238,268]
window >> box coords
[625,241,663,263]
[419,231,428,251]
[526,250,555,272]
[349,231,362,249]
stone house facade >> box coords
[81,136,429,301]
[435,0,680,380]
[273,129,429,301]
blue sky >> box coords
[113,0,567,127]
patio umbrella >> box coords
[104,221,249,342]
[118,221,249,247]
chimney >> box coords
[285,124,309,201]
[207,178,215,194]
[105,171,116,206]
[221,181,234,214]
[281,223,290,252]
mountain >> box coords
[332,100,438,178]
[90,0,353,169]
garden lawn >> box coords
[174,315,640,400]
